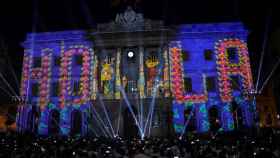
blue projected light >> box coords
[17,22,255,136]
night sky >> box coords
[0,0,278,104]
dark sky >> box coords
[0,0,278,103]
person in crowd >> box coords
[0,130,280,158]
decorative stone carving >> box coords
[115,6,144,27]
[96,6,164,32]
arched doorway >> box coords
[48,109,60,136]
[236,108,244,130]
[26,106,39,133]
[26,111,35,132]
[231,101,244,130]
[184,108,196,132]
[123,105,139,139]
[208,106,221,132]
[70,110,82,136]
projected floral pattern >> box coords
[59,46,93,108]
[215,39,253,102]
[170,47,207,103]
[20,50,31,98]
[18,23,255,136]
[39,49,52,110]
[170,38,254,133]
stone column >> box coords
[91,53,98,100]
[115,48,121,99]
[138,46,145,99]
[163,45,171,97]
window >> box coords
[230,76,240,90]
[204,49,213,60]
[54,56,61,67]
[227,47,238,62]
[75,55,83,65]
[182,50,189,61]
[206,77,216,92]
[107,54,113,63]
[73,81,80,96]
[33,57,41,68]
[31,83,39,97]
[52,82,60,97]
[184,77,192,93]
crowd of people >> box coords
[0,129,280,158]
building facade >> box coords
[16,8,255,137]
[256,81,279,128]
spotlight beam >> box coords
[180,106,195,139]
[255,11,272,91]
[147,82,160,137]
[26,0,39,104]
[147,51,165,136]
[87,105,99,137]
[259,57,280,94]
[0,86,13,98]
[0,41,20,91]
[0,72,19,97]
[97,93,116,137]
[116,99,122,136]
[144,63,163,138]
[118,86,143,137]
[87,116,99,137]
[140,97,144,132]
[92,106,114,138]
[91,110,109,137]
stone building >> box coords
[17,8,255,137]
